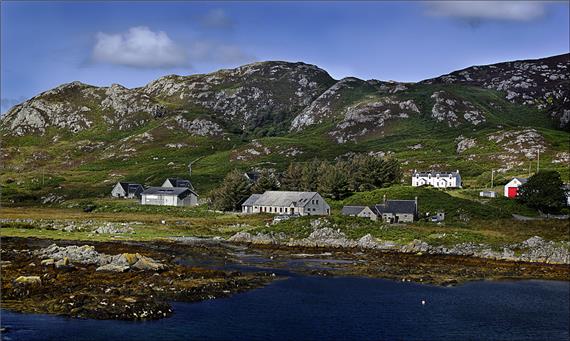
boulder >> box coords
[40,258,55,266]
[96,264,130,272]
[14,276,42,286]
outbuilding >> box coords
[504,177,527,198]
[162,178,194,190]
[140,187,198,207]
[341,206,378,221]
[111,182,144,199]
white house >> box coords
[140,187,198,207]
[412,170,462,188]
[241,191,330,216]
[111,182,144,199]
[504,177,527,198]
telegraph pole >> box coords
[536,150,540,173]
[491,169,494,188]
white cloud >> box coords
[189,41,254,64]
[425,1,548,22]
[92,26,188,68]
[200,9,234,29]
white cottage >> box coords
[140,187,198,207]
[242,191,330,216]
[412,170,462,189]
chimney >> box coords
[383,194,387,205]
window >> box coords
[280,207,283,213]
[316,200,319,204]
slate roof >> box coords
[413,170,460,177]
[341,206,369,216]
[118,182,143,194]
[244,171,261,182]
[242,194,262,207]
[251,191,321,207]
[512,177,528,184]
[141,187,196,198]
[165,178,194,189]
[373,200,417,215]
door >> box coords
[508,187,518,198]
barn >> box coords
[504,177,528,198]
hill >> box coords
[1,55,569,204]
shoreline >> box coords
[1,235,569,322]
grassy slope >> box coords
[1,84,568,205]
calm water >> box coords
[1,277,569,341]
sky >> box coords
[1,1,569,112]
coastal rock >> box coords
[299,228,357,248]
[400,239,431,253]
[33,244,166,271]
[14,276,42,286]
[95,264,130,272]
[519,236,570,264]
[227,232,286,245]
[357,234,380,249]
[94,223,134,234]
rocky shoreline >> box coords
[0,237,274,321]
[227,227,570,265]
[2,232,569,322]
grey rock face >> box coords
[423,53,570,128]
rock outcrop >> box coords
[33,244,166,272]
[423,53,570,128]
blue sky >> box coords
[2,1,569,112]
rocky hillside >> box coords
[1,55,568,203]
[422,54,570,128]
[2,61,335,137]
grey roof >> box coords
[341,206,369,216]
[141,187,196,198]
[118,182,143,193]
[251,191,322,207]
[413,170,460,176]
[165,178,194,189]
[244,171,261,182]
[373,200,417,215]
[242,194,262,206]
[512,177,528,184]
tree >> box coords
[251,169,279,193]
[318,162,349,200]
[281,163,303,191]
[517,170,565,214]
[301,159,320,191]
[210,170,252,211]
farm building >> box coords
[504,178,527,198]
[341,198,418,223]
[111,182,144,199]
[140,187,198,207]
[479,191,498,198]
[162,178,194,190]
[412,170,462,189]
[341,206,378,221]
[241,191,330,216]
